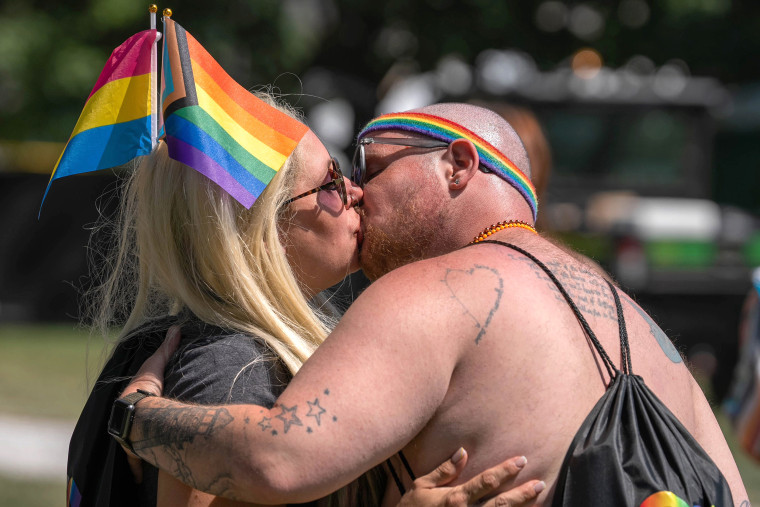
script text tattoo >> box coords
[507,253,618,321]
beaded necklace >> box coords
[470,220,537,244]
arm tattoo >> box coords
[274,404,302,433]
[257,388,336,436]
[133,405,235,492]
[134,406,234,449]
[442,264,504,344]
[620,292,682,363]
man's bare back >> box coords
[367,234,747,505]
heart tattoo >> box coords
[442,264,504,344]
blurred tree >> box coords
[1,0,759,142]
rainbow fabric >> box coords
[41,29,159,214]
[160,18,308,208]
[66,476,81,507]
[639,491,696,507]
[358,112,538,221]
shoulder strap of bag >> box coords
[606,281,632,374]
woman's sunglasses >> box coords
[285,157,349,208]
[351,137,450,187]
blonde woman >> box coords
[67,92,542,507]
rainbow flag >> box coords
[41,29,160,214]
[161,18,308,208]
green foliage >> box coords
[2,1,760,143]
[663,0,731,15]
[89,0,147,32]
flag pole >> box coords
[149,4,162,150]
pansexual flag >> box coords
[41,29,160,214]
[161,18,308,208]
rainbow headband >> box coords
[357,112,538,221]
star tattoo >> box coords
[306,398,326,426]
[258,416,272,431]
[274,404,303,433]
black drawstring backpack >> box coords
[482,241,733,507]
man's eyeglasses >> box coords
[285,157,349,208]
[351,137,449,187]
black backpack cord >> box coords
[606,280,633,374]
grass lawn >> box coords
[0,323,758,506]
[0,474,64,507]
[0,323,112,507]
[717,410,760,504]
[0,323,111,420]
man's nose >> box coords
[346,178,363,209]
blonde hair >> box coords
[87,93,333,375]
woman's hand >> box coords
[397,449,545,507]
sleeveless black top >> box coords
[389,241,733,506]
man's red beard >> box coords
[358,202,447,281]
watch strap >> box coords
[121,389,155,406]
[111,389,156,454]
[121,389,154,405]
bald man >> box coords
[117,103,748,506]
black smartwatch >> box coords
[107,389,155,453]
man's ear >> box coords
[448,138,480,191]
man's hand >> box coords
[397,450,545,507]
[120,325,181,398]
[117,325,182,482]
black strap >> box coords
[399,450,416,480]
[472,240,632,377]
[385,450,416,496]
[385,457,406,495]
[606,280,632,374]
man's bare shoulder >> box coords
[346,241,548,338]
[358,241,541,298]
